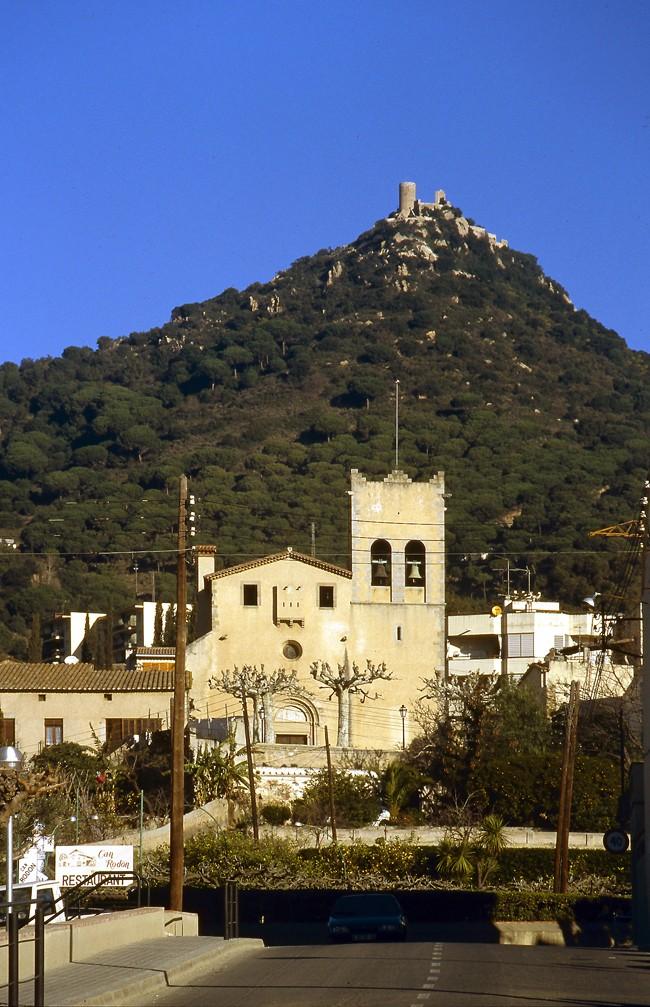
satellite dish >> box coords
[491,605,502,617]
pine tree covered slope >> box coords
[0,193,648,656]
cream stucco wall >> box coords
[0,689,173,757]
[187,555,352,745]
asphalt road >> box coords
[135,940,650,1007]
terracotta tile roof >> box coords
[206,549,352,581]
[0,661,178,693]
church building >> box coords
[187,468,446,751]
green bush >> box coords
[292,769,381,829]
[144,832,631,896]
[260,803,292,827]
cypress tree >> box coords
[28,612,42,662]
[153,600,164,646]
[81,614,93,663]
[162,605,176,647]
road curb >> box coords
[164,938,264,985]
[55,939,264,1007]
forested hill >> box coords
[0,191,648,658]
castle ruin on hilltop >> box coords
[395,180,508,249]
[397,180,448,217]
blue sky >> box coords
[1,1,648,364]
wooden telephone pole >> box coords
[553,680,580,893]
[324,725,337,844]
[241,693,259,842]
[169,475,188,912]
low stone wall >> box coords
[273,824,609,849]
[112,802,610,853]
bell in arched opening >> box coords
[371,539,392,586]
[405,540,426,588]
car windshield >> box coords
[331,895,401,916]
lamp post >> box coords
[0,746,24,912]
[139,790,144,872]
[259,705,266,744]
[69,812,99,845]
[399,705,407,750]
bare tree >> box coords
[210,664,305,742]
[309,658,392,747]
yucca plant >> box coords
[436,814,508,888]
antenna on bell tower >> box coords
[394,379,400,469]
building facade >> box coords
[0,661,179,756]
[447,596,634,700]
[188,468,446,750]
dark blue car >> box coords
[327,893,407,942]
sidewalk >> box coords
[0,935,262,1007]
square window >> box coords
[0,719,15,745]
[44,719,63,746]
[243,583,259,606]
[318,585,335,609]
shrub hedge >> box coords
[146,832,630,894]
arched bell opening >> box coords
[405,540,426,597]
[371,539,392,587]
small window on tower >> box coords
[242,584,259,607]
[319,585,335,609]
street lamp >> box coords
[0,746,24,913]
[259,705,266,744]
[70,791,100,844]
[399,705,407,750]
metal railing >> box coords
[1,872,150,1007]
[37,871,150,926]
[224,880,239,940]
[1,898,45,1007]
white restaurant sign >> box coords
[55,845,134,887]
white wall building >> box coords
[447,596,634,699]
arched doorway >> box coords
[273,701,316,745]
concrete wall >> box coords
[0,906,196,984]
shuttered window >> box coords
[506,633,534,658]
[106,718,162,751]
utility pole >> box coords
[241,693,259,841]
[394,378,400,470]
[554,680,580,893]
[324,725,337,844]
[641,544,650,944]
[169,475,188,912]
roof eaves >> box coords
[206,550,352,581]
